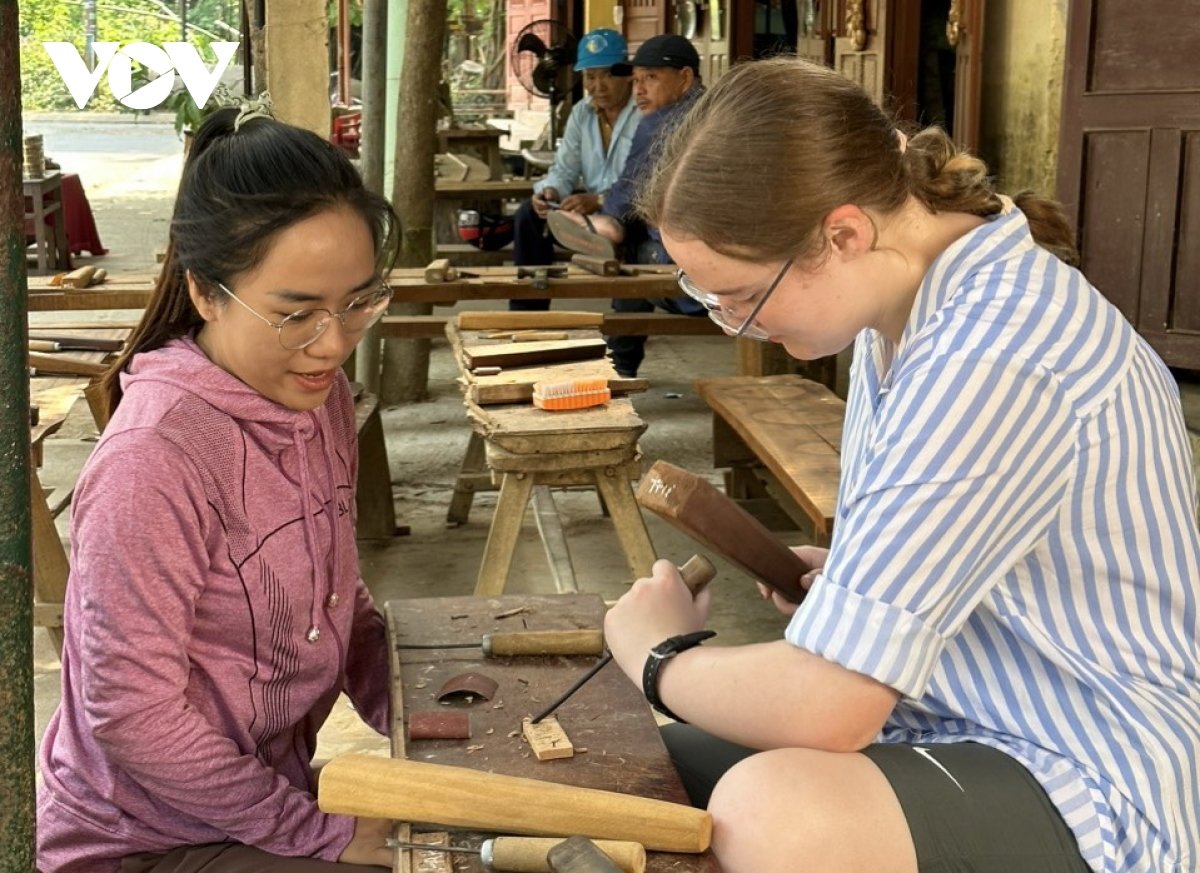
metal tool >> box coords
[529,555,716,724]
[386,836,646,873]
[395,628,604,657]
[516,266,569,291]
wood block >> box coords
[463,338,607,370]
[472,370,647,406]
[571,254,620,276]
[60,266,98,289]
[522,716,574,760]
[636,460,811,603]
[424,258,455,283]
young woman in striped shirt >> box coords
[603,58,1199,873]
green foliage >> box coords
[18,0,231,112]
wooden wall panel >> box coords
[1077,130,1151,325]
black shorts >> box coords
[662,724,1092,873]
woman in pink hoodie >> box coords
[38,106,399,871]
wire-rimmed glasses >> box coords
[676,257,795,342]
[215,280,393,350]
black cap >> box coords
[621,34,701,74]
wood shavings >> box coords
[466,744,485,752]
[493,606,530,620]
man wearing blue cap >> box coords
[509,28,639,311]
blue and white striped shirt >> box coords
[786,205,1200,872]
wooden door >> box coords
[947,0,984,152]
[1057,0,1200,368]
[506,0,554,107]
[685,0,732,83]
[623,0,666,50]
[833,0,887,105]
[797,0,835,67]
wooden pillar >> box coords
[265,0,331,136]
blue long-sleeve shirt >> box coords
[602,83,706,242]
[533,95,639,198]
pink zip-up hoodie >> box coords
[37,337,391,872]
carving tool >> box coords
[385,836,646,873]
[529,554,716,724]
[318,754,712,853]
[636,460,812,603]
[548,836,627,873]
[395,628,605,657]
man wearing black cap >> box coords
[550,34,707,377]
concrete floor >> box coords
[26,111,1200,770]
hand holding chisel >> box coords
[530,555,715,724]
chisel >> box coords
[386,836,646,873]
[529,554,716,724]
[395,629,605,657]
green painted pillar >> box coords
[0,0,37,868]
[383,0,410,198]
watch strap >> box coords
[642,630,716,723]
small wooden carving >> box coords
[522,716,574,760]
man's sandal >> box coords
[547,210,618,261]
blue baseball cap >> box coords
[575,28,630,73]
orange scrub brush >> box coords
[532,378,611,411]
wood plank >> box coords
[463,338,608,369]
[457,311,604,330]
[472,368,648,406]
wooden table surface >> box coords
[386,593,717,873]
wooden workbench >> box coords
[386,593,717,873]
[445,319,657,595]
[24,266,683,310]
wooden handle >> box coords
[318,754,711,853]
[28,340,61,352]
[571,254,620,277]
[486,837,645,873]
[637,461,809,603]
[483,629,605,657]
[546,836,627,873]
[677,554,716,596]
[27,352,108,378]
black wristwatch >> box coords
[642,630,716,723]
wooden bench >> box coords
[695,374,845,546]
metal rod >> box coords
[529,652,612,724]
[386,838,482,854]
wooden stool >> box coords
[24,171,71,275]
[470,436,655,597]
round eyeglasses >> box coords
[216,281,394,350]
[676,257,795,342]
